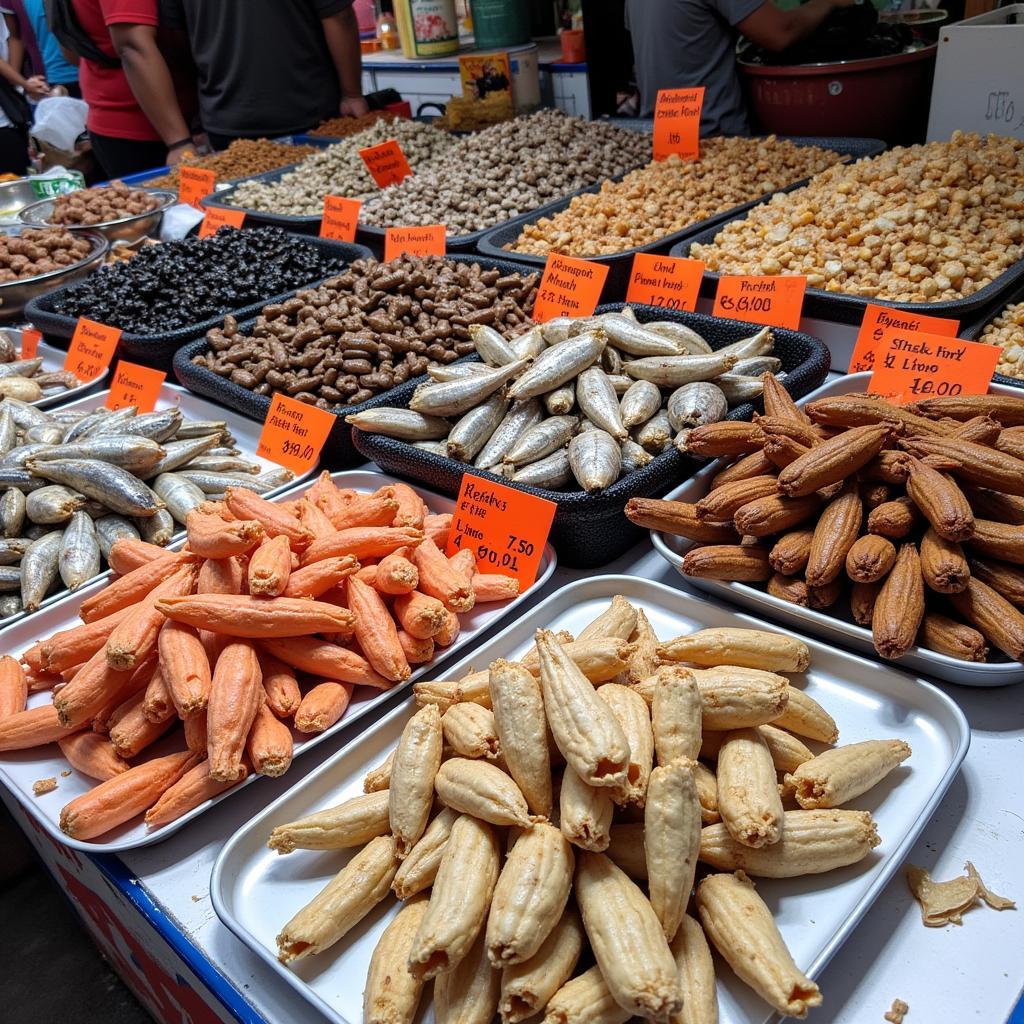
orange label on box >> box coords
[359,139,413,188]
[256,392,334,474]
[533,254,609,323]
[446,473,555,589]
[625,253,704,311]
[321,195,361,242]
[106,360,166,412]
[63,318,120,383]
[713,275,806,331]
[653,87,704,162]
[198,205,246,239]
[849,304,960,373]
[20,327,40,360]
[179,167,216,208]
[868,329,1000,404]
[384,224,445,262]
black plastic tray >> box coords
[25,235,374,371]
[960,275,1024,391]
[476,136,886,305]
[171,253,542,466]
[351,303,831,569]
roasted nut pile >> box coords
[359,110,652,235]
[145,138,318,190]
[47,226,345,335]
[48,184,160,226]
[978,298,1024,379]
[508,137,842,257]
[691,131,1024,302]
[310,111,396,137]
[0,228,94,282]
[628,389,1024,664]
[228,120,456,215]
[193,255,538,408]
[267,598,913,1022]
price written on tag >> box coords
[385,224,445,262]
[63,318,121,383]
[533,253,609,322]
[848,304,960,373]
[321,195,361,242]
[653,87,705,162]
[178,166,216,208]
[198,205,245,239]
[868,328,1000,404]
[106,360,166,412]
[625,253,704,311]
[713,275,806,331]
[359,139,413,188]
[20,327,40,360]
[256,392,334,474]
[446,473,555,589]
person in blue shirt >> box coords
[16,0,79,95]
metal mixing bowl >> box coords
[0,178,47,225]
[18,188,177,244]
[0,227,109,323]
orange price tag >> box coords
[446,473,555,589]
[384,224,446,262]
[653,87,704,162]
[106,360,166,412]
[20,327,40,360]
[359,139,413,188]
[178,167,216,208]
[63,318,120,383]
[868,329,1000,404]
[321,195,361,242]
[256,392,334,474]
[713,275,806,331]
[198,205,245,239]
[849,304,960,373]
[625,253,704,311]
[533,254,609,323]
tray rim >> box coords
[209,573,971,1024]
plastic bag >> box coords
[30,96,89,152]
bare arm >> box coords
[322,7,367,116]
[737,0,854,53]
[0,12,47,98]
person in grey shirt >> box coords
[626,0,856,135]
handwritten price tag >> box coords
[713,275,806,331]
[321,195,361,242]
[106,360,166,412]
[20,327,40,360]
[198,205,245,239]
[868,329,1000,404]
[256,392,334,474]
[533,254,609,323]
[385,225,445,262]
[446,473,555,589]
[63,318,120,383]
[626,253,704,311]
[653,87,705,162]
[359,139,413,188]
[179,166,216,208]
[849,304,960,373]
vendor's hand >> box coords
[340,94,370,118]
[25,76,50,101]
[166,141,193,165]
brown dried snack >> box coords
[871,543,925,659]
[910,394,1024,427]
[767,573,809,606]
[733,494,820,538]
[624,498,737,543]
[680,544,772,582]
[965,519,1024,566]
[710,450,777,489]
[948,576,1024,661]
[846,535,897,583]
[963,487,1024,526]
[685,420,766,458]
[905,458,974,542]
[768,529,815,576]
[850,580,881,626]
[49,183,160,225]
[884,998,909,1023]
[867,497,919,539]
[900,436,1024,497]
[695,476,778,522]
[806,487,862,587]
[994,426,1024,461]
[777,424,890,497]
[918,528,970,593]
[969,557,1024,607]
[950,415,1001,446]
[147,138,319,189]
[807,577,844,610]
[918,612,988,662]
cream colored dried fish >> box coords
[717,728,784,848]
[577,366,628,439]
[560,764,614,852]
[268,790,389,853]
[568,429,621,492]
[651,665,702,765]
[392,806,459,900]
[364,895,428,1024]
[669,914,719,1024]
[785,738,911,809]
[442,702,501,759]
[597,683,653,806]
[508,331,607,401]
[434,756,533,827]
[658,627,810,673]
[542,966,630,1024]
[577,594,638,642]
[435,929,501,1024]
[389,703,443,857]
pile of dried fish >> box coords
[0,400,293,619]
[347,308,781,492]
[0,332,80,403]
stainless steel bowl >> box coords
[17,188,177,244]
[0,227,109,323]
[0,178,47,225]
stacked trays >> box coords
[23,236,373,371]
[477,137,886,304]
[172,253,541,467]
[350,303,831,568]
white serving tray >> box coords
[651,372,1024,687]
[0,328,106,408]
[211,575,969,1024]
[0,381,313,631]
[0,469,555,853]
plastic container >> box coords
[394,0,460,57]
[469,0,531,48]
[349,302,831,568]
[560,28,585,63]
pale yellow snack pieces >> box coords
[906,860,1015,926]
